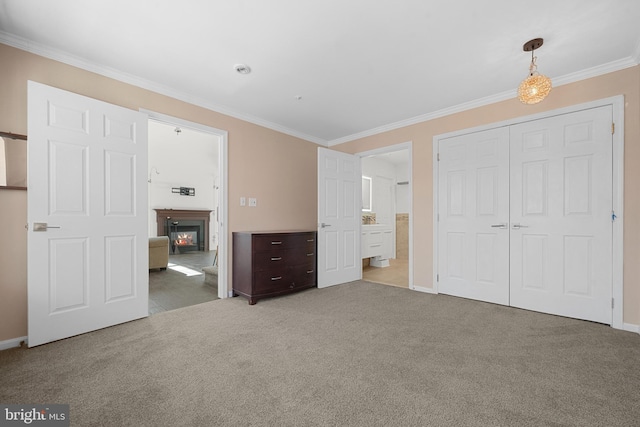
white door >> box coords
[27,81,148,347]
[437,127,510,304]
[317,147,361,288]
[510,106,613,324]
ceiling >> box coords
[1,1,639,146]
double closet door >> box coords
[437,105,613,324]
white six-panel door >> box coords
[317,147,361,288]
[28,81,148,347]
[437,105,613,324]
[509,106,613,324]
[437,127,510,305]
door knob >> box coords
[490,223,508,229]
[512,223,529,229]
[320,223,332,228]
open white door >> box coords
[317,147,361,288]
[27,81,148,347]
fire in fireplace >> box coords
[173,231,197,247]
[166,220,205,253]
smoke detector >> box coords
[234,64,251,74]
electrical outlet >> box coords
[240,197,246,206]
[249,197,257,207]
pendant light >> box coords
[517,38,552,104]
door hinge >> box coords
[612,298,614,309]
[436,274,439,282]
[612,210,617,222]
[612,123,615,134]
[437,153,440,161]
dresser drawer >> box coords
[253,262,315,292]
[253,247,315,270]
[253,232,316,252]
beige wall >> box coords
[0,43,319,342]
[332,66,640,326]
[1,41,639,342]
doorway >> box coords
[358,143,412,288]
[144,110,229,308]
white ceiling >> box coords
[1,0,639,146]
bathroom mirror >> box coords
[0,132,27,190]
[362,176,372,211]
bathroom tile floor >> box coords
[362,259,409,288]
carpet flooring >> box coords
[1,281,639,426]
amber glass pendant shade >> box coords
[517,38,552,105]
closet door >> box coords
[437,127,510,305]
[509,106,613,324]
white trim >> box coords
[432,96,625,329]
[356,142,414,289]
[2,30,637,149]
[142,110,229,300]
[0,336,27,351]
[413,286,437,295]
[432,139,440,294]
[327,58,638,147]
[611,96,625,330]
[633,39,640,64]
[0,31,326,147]
[622,323,640,334]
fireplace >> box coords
[155,209,212,253]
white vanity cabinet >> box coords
[361,224,393,260]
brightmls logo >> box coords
[0,405,69,427]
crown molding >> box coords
[2,30,637,149]
[327,89,517,146]
[0,31,328,146]
[633,39,640,64]
[551,56,638,87]
[328,55,640,146]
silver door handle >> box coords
[33,222,61,231]
[320,223,332,228]
[512,223,529,229]
[490,223,508,229]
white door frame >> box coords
[432,96,624,330]
[357,141,414,289]
[142,110,229,300]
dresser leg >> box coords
[249,298,257,305]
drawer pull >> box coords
[289,284,295,289]
[307,269,314,274]
[306,253,314,257]
[271,257,282,261]
[306,239,315,242]
[271,241,282,245]
[271,276,282,281]
[370,244,382,248]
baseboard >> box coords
[622,323,640,334]
[412,285,437,295]
[0,336,27,351]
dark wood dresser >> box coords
[232,231,317,304]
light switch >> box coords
[249,198,257,207]
[240,197,246,206]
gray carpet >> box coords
[149,252,218,314]
[1,281,639,426]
